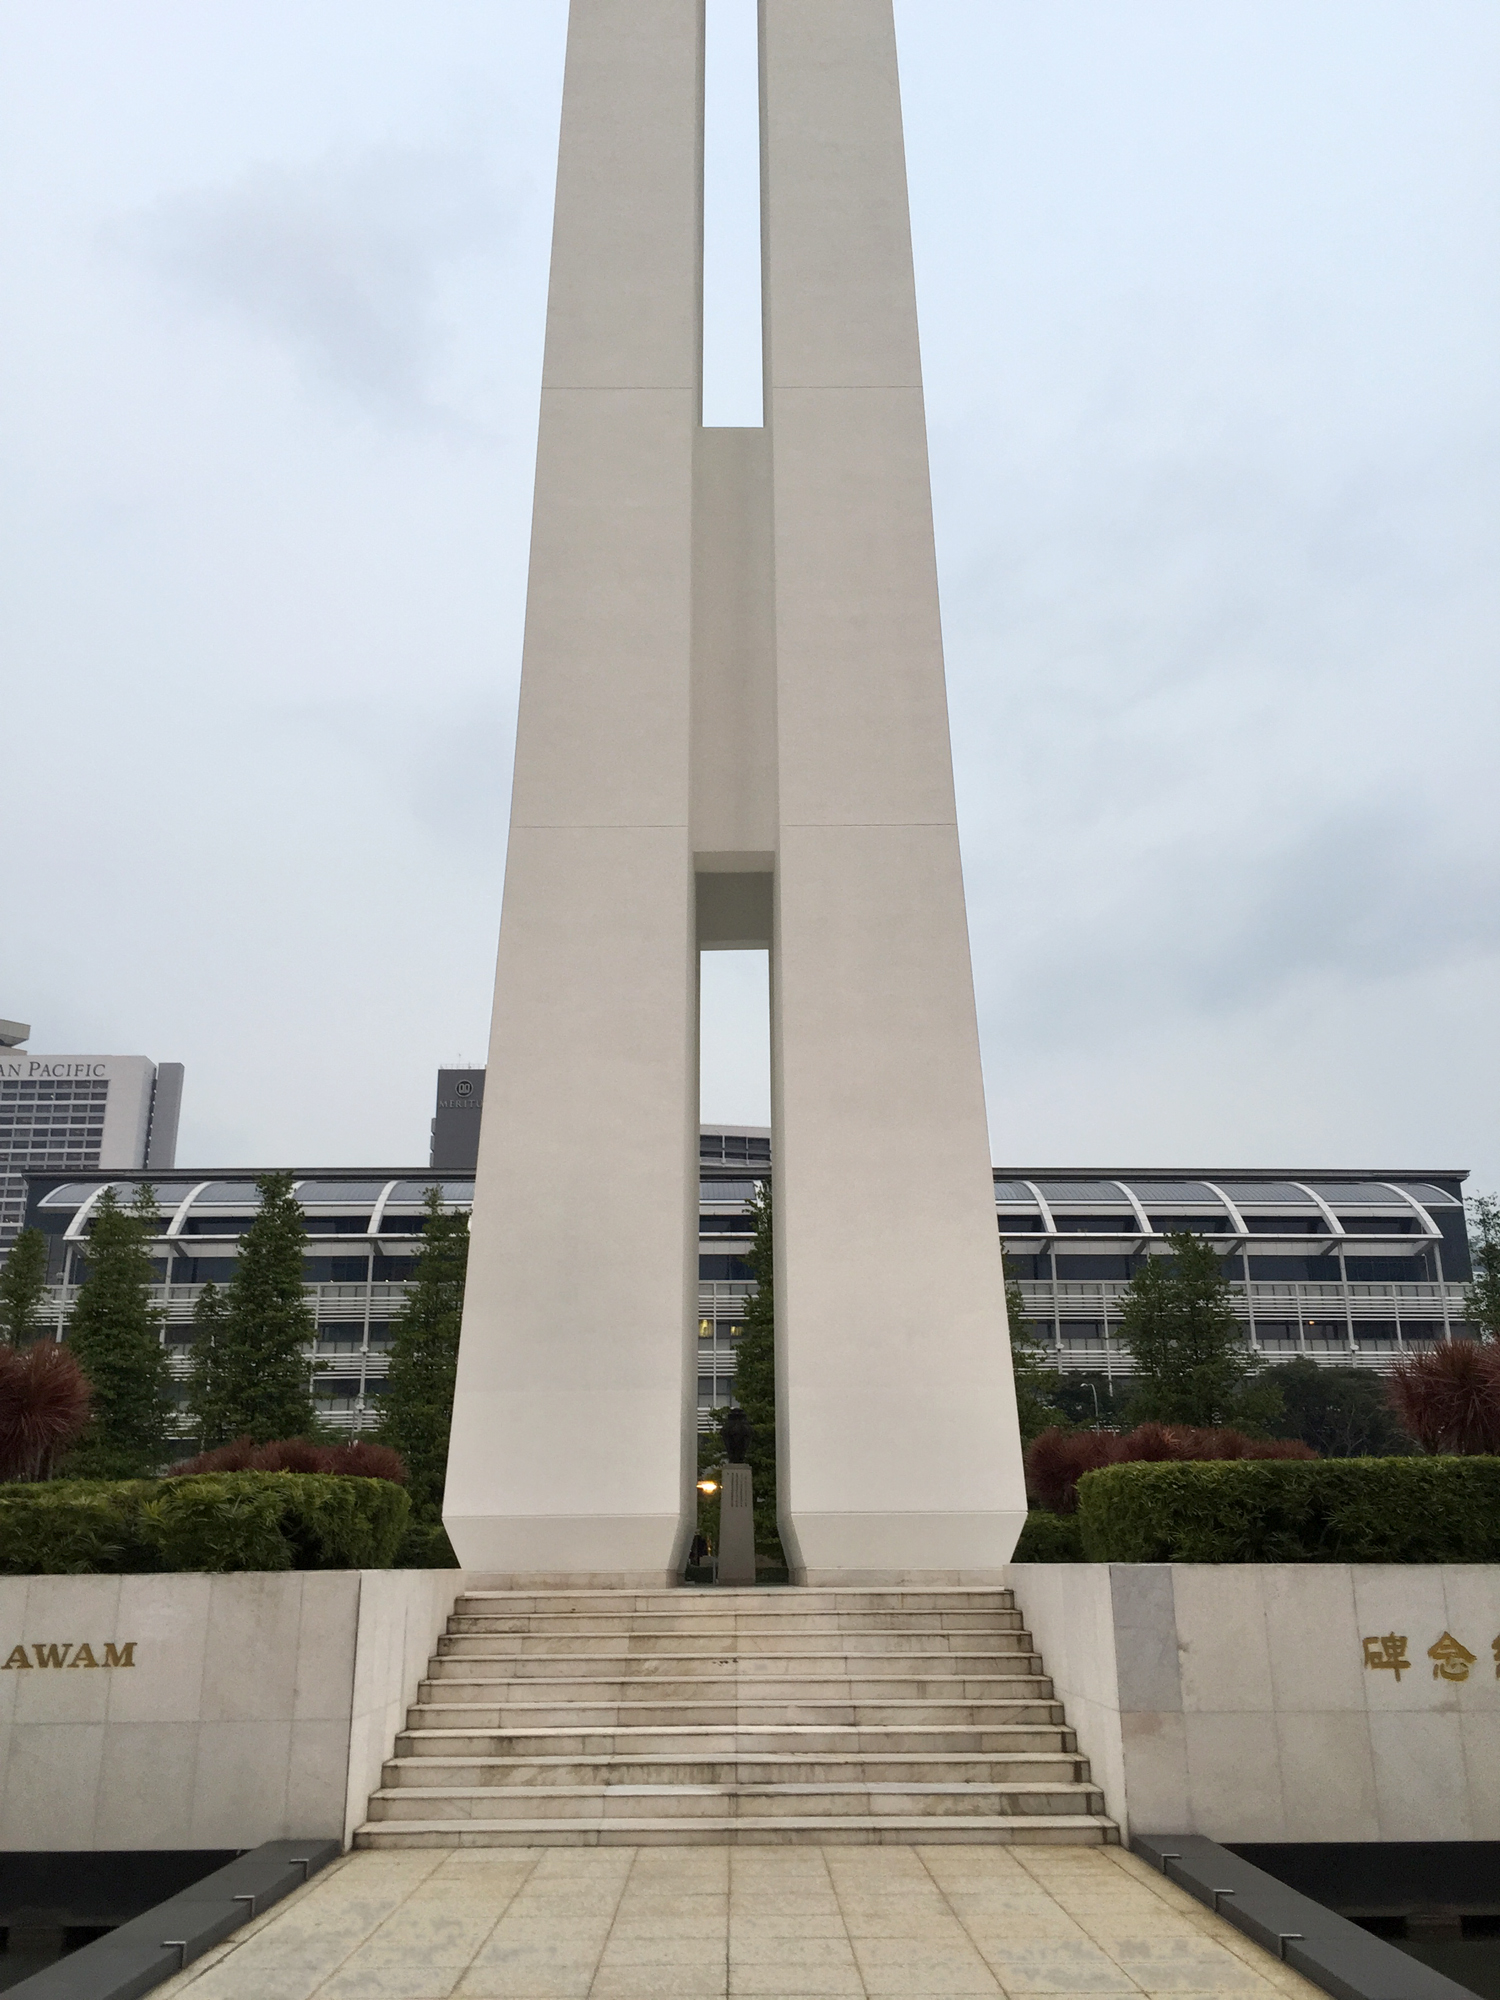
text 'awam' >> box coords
[2,1643,136,1669]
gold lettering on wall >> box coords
[1362,1630,1500,1688]
[1429,1632,1477,1682]
[1361,1633,1410,1679]
[0,1642,137,1669]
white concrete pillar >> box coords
[448,0,1027,1584]
[762,0,1026,1581]
[443,0,704,1581]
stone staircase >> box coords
[355,1585,1116,1847]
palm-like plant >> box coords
[1388,1341,1500,1455]
[0,1342,93,1482]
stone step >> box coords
[444,1612,1010,1636]
[396,1723,1076,1757]
[353,1813,1114,1849]
[430,1644,1036,1672]
[381,1752,1091,1788]
[439,1628,1028,1654]
[421,1672,1052,1700]
[453,1589,1016,1614]
[363,1584,1115,1851]
[364,1781,1105,1822]
[402,1700,1067,1731]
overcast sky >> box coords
[2,2,1497,1192]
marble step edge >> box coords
[374,1792,1104,1808]
[366,1796,1106,1823]
[448,1609,1025,1622]
[353,1814,1118,1847]
[404,1699,1064,1716]
[381,1765,1091,1792]
[435,1647,1038,1664]
[423,1672,1050,1688]
[437,1637,1030,1657]
[400,1713,1069,1733]
[420,1672,1051,1693]
[453,1589,1018,1607]
[395,1730,1077,1757]
[438,1632,1032,1648]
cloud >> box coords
[119,147,513,425]
[984,799,1500,1051]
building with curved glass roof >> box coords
[990,1167,1471,1382]
[23,1141,1474,1434]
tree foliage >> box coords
[1004,1258,1068,1443]
[1266,1358,1414,1457]
[186,1173,318,1446]
[1050,1371,1130,1429]
[1026,1420,1313,1514]
[379,1187,468,1522]
[1117,1232,1280,1432]
[1464,1194,1500,1343]
[0,1228,49,1345]
[65,1186,175,1477]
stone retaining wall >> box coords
[0,1571,464,1850]
[1009,1562,1500,1842]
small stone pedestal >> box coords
[717,1464,755,1587]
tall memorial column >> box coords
[445,0,1027,1583]
[442,0,704,1582]
[762,2,1025,1582]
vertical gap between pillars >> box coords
[701,0,764,427]
[697,949,772,1422]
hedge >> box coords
[395,1519,461,1570]
[0,1473,410,1574]
[1076,1456,1500,1564]
[1011,1511,1085,1562]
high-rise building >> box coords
[430,1069,486,1173]
[0,1025,183,1256]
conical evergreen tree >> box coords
[1117,1231,1281,1431]
[0,1227,50,1345]
[699,1179,784,1567]
[185,1172,318,1444]
[186,1281,232,1449]
[1004,1255,1066,1442]
[66,1186,175,1476]
[379,1187,468,1520]
[1465,1195,1500,1342]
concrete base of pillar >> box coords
[717,1464,756,1587]
[444,1512,683,1587]
[784,1510,1027,1588]
[791,1568,1014,1587]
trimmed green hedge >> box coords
[395,1519,461,1570]
[1011,1510,1085,1562]
[0,1473,410,1574]
[1077,1456,1500,1563]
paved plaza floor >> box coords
[151,1842,1324,2000]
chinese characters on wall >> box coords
[1361,1631,1497,1684]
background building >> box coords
[430,1069,485,1172]
[0,1024,182,1260]
[25,1169,470,1434]
[23,1137,1472,1438]
[996,1169,1470,1385]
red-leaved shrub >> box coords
[1025,1424,1315,1514]
[0,1342,93,1482]
[1388,1342,1500,1456]
[167,1436,408,1483]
